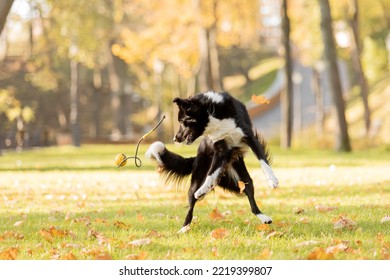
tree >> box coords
[318,0,351,152]
[349,0,371,135]
[280,0,293,149]
[0,0,14,36]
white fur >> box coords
[194,167,221,199]
[257,214,273,224]
[204,91,224,103]
[260,160,279,188]
[204,116,245,148]
[145,141,165,166]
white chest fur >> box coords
[204,116,245,148]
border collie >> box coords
[146,91,278,233]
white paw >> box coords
[177,225,191,234]
[260,160,279,188]
[257,214,273,224]
[145,141,165,166]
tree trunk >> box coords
[312,66,325,138]
[280,0,293,149]
[70,59,81,147]
[350,0,371,135]
[0,0,14,36]
[318,0,351,152]
[92,67,102,138]
[195,0,222,92]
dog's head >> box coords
[173,96,209,144]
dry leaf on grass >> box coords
[0,247,19,260]
[307,248,335,260]
[210,208,224,220]
[293,207,305,215]
[210,228,230,239]
[13,221,24,227]
[295,240,320,247]
[127,238,151,247]
[315,205,337,212]
[333,216,357,230]
[126,252,147,260]
[380,215,390,223]
[251,95,270,105]
[113,220,131,230]
[61,252,77,260]
[266,231,284,239]
[325,243,349,254]
[256,224,271,231]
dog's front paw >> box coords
[145,141,165,166]
[256,214,273,224]
[260,160,279,188]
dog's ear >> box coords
[173,97,190,110]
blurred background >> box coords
[0,0,389,153]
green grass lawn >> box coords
[0,144,389,260]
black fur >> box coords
[147,91,277,230]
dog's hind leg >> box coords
[233,157,273,224]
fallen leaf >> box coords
[113,220,131,230]
[293,207,305,215]
[380,215,390,223]
[210,228,230,239]
[266,231,284,239]
[95,252,112,260]
[315,205,337,212]
[209,208,224,220]
[125,252,147,260]
[333,216,357,230]
[128,238,151,247]
[147,230,164,238]
[0,247,19,260]
[256,248,272,259]
[137,213,144,221]
[296,240,320,247]
[61,252,77,260]
[299,217,310,224]
[251,95,270,105]
[238,181,246,194]
[307,248,335,260]
[39,229,53,243]
[256,224,271,231]
[212,247,219,257]
[325,243,348,254]
[13,221,24,227]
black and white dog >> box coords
[146,91,278,232]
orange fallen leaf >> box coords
[61,252,78,260]
[210,228,230,239]
[307,248,335,260]
[256,224,271,231]
[39,229,53,243]
[113,220,131,230]
[251,95,270,105]
[293,207,305,215]
[212,247,219,257]
[0,247,19,260]
[126,252,147,260]
[238,181,246,194]
[257,248,272,259]
[209,208,224,221]
[137,213,144,221]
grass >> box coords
[0,144,389,260]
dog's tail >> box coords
[254,129,272,164]
[145,142,194,185]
